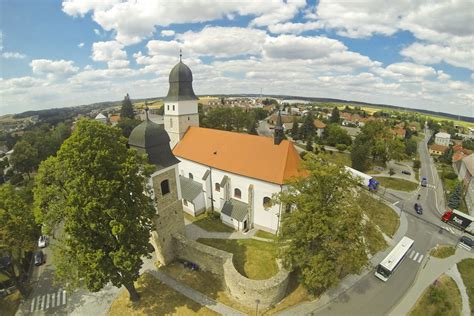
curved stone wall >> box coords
[171,233,290,307]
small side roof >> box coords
[221,199,248,222]
[179,176,203,202]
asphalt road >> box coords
[313,128,462,316]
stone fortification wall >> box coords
[171,233,290,308]
[223,259,290,308]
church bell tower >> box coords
[164,53,199,148]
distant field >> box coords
[134,99,163,109]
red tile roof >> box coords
[173,127,304,184]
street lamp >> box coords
[255,299,261,315]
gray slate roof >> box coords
[128,117,180,170]
[220,175,229,187]
[179,176,203,202]
[221,199,248,222]
[164,61,198,102]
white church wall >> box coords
[165,100,197,116]
[176,157,283,233]
[182,200,195,215]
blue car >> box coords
[421,177,427,187]
[414,203,423,214]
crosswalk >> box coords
[30,289,67,313]
[408,250,424,263]
[442,226,456,234]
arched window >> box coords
[160,180,170,195]
[189,173,193,179]
[215,183,220,192]
[234,188,241,199]
[167,105,169,111]
[170,118,173,128]
[263,197,272,208]
[173,105,175,111]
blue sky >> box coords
[1,0,473,116]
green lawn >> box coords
[408,275,461,316]
[457,258,474,313]
[196,238,278,280]
[108,273,217,316]
[363,221,387,255]
[359,192,399,237]
[429,245,455,258]
[320,151,352,167]
[184,212,235,233]
[254,230,277,240]
[375,177,418,192]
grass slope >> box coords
[360,192,400,237]
[408,274,461,316]
[457,258,474,313]
[375,177,418,192]
[197,238,278,280]
[108,273,217,316]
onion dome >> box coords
[128,108,180,169]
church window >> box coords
[188,116,190,120]
[170,118,173,128]
[234,188,241,199]
[189,173,193,179]
[160,180,170,195]
[173,105,175,111]
[167,105,169,111]
[263,197,272,208]
[215,183,220,192]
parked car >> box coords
[459,236,473,248]
[414,203,423,214]
[421,177,427,187]
[34,251,44,266]
[38,235,47,248]
[402,170,411,175]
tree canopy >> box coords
[330,107,340,123]
[351,121,406,170]
[323,124,352,146]
[277,154,368,293]
[0,184,38,296]
[33,119,155,301]
[120,94,135,119]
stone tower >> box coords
[164,54,199,149]
[274,110,284,145]
[128,108,185,265]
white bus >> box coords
[375,236,414,282]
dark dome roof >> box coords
[128,117,179,170]
[169,61,193,83]
[164,61,198,102]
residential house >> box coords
[313,119,326,138]
[435,132,451,146]
[429,144,449,155]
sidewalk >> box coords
[389,248,472,316]
[276,210,409,316]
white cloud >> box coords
[62,0,120,17]
[62,0,303,45]
[310,0,474,71]
[268,21,322,34]
[146,40,181,57]
[78,42,85,48]
[386,62,437,78]
[263,35,345,60]
[178,26,267,58]
[30,59,79,79]
[401,43,474,71]
[91,41,129,69]
[94,28,101,36]
[160,30,175,37]
[2,52,27,59]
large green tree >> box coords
[33,119,155,301]
[10,140,38,178]
[300,113,316,141]
[324,124,352,146]
[0,184,39,296]
[120,93,135,119]
[277,154,368,293]
[330,106,340,123]
[447,183,462,209]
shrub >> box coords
[413,160,421,169]
[9,173,24,185]
[336,144,347,152]
[443,172,457,180]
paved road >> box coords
[308,129,463,316]
[257,119,273,137]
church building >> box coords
[130,57,303,234]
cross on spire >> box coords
[179,49,182,62]
[144,102,149,120]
